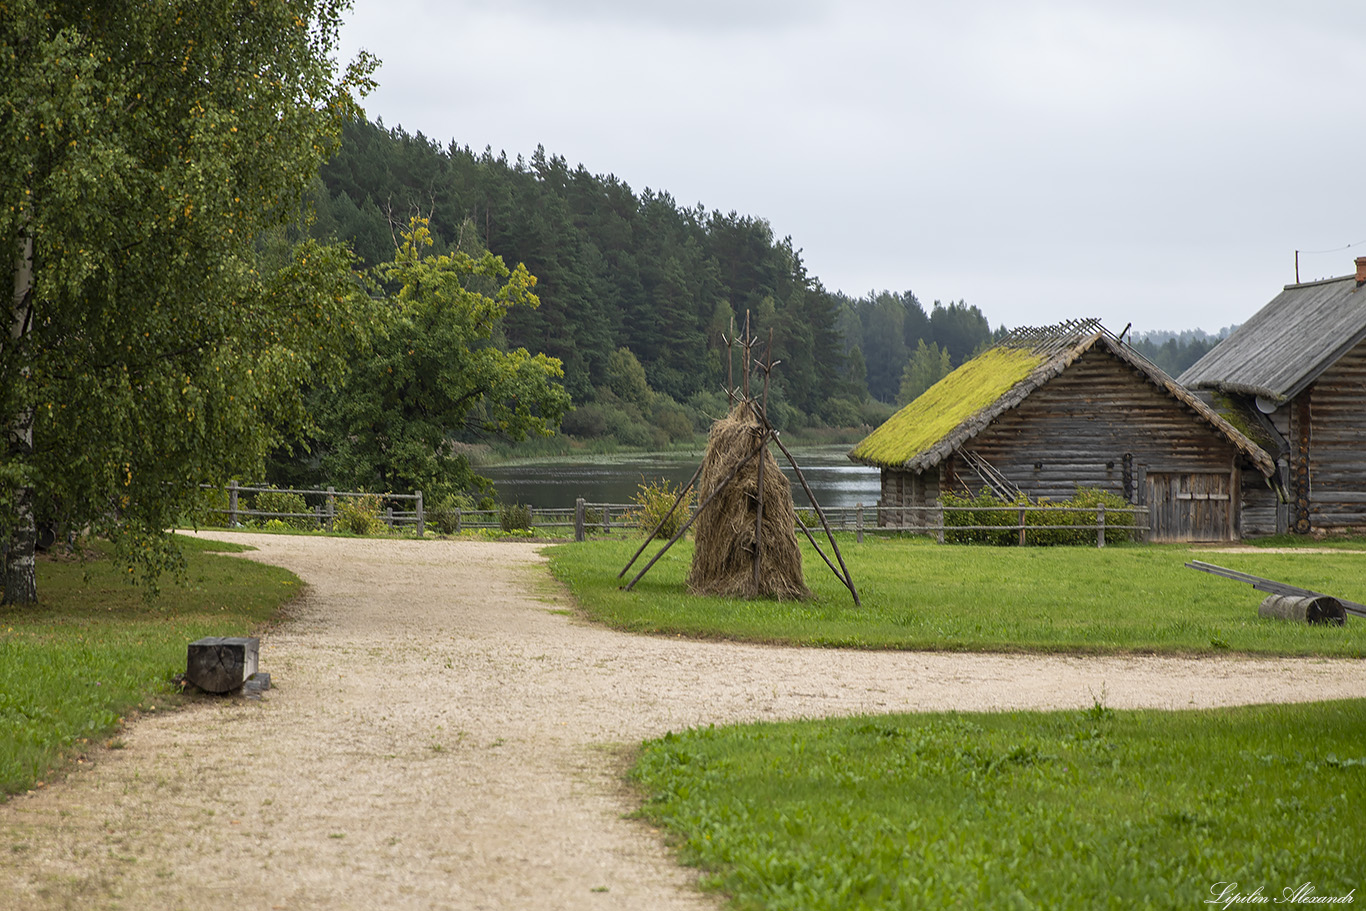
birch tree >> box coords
[0,0,376,602]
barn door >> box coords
[1146,472,1234,542]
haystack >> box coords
[686,402,810,600]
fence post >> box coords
[326,486,335,532]
[603,505,610,534]
[1097,504,1106,548]
[454,507,461,534]
[228,480,239,527]
[385,505,394,528]
[856,503,864,543]
[1018,506,1027,546]
[415,490,424,537]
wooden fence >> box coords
[205,483,1147,548]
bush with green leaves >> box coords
[943,487,1137,546]
[252,488,313,530]
[630,477,694,540]
[428,493,474,536]
[499,502,533,533]
[335,493,384,535]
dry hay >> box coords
[686,402,811,600]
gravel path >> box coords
[3,533,1365,910]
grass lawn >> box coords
[632,700,1366,910]
[546,537,1366,656]
[0,534,301,797]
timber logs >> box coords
[1258,594,1346,626]
[186,636,260,693]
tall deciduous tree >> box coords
[0,0,376,602]
[309,219,570,502]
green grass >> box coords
[0,534,301,797]
[546,537,1366,655]
[633,700,1366,910]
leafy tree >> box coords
[1,0,375,602]
[897,340,953,405]
[929,300,992,366]
[307,219,570,501]
[605,347,653,408]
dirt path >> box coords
[3,533,1365,910]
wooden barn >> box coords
[1180,258,1366,536]
[849,320,1282,542]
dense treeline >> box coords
[303,121,1004,444]
[302,120,1228,450]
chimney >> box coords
[1357,256,1366,287]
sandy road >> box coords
[2,533,1364,910]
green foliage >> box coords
[499,502,533,533]
[632,701,1366,910]
[606,347,653,408]
[0,536,299,796]
[334,494,383,536]
[942,488,1138,546]
[298,218,571,503]
[546,538,1366,656]
[0,0,377,596]
[896,339,953,405]
[630,478,694,540]
[428,493,474,536]
[252,488,312,531]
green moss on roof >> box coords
[850,347,1045,468]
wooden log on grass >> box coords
[187,636,260,693]
[1258,594,1345,626]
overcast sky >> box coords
[336,0,1366,334]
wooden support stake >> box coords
[618,461,705,578]
[575,497,586,542]
[753,430,765,592]
[768,429,860,607]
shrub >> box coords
[499,502,533,532]
[194,486,233,528]
[942,487,1138,546]
[252,488,312,530]
[630,477,694,540]
[428,493,472,536]
[942,490,1021,545]
[335,493,384,535]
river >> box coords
[479,444,880,509]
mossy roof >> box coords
[849,324,1279,481]
[849,346,1044,469]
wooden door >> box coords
[1146,472,1234,542]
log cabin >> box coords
[1180,258,1366,535]
[849,320,1282,542]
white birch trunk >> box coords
[4,220,37,604]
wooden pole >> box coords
[617,461,704,578]
[753,429,765,592]
[575,497,586,542]
[767,428,860,607]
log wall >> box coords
[1305,338,1366,530]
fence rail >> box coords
[203,483,1148,548]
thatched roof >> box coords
[849,319,1278,479]
[1180,273,1366,405]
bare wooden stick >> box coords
[769,428,861,607]
[753,428,765,591]
[617,461,704,579]
[623,446,762,592]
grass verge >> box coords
[633,700,1366,910]
[0,534,301,798]
[546,537,1366,655]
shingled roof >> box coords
[849,319,1278,478]
[1179,271,1366,404]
